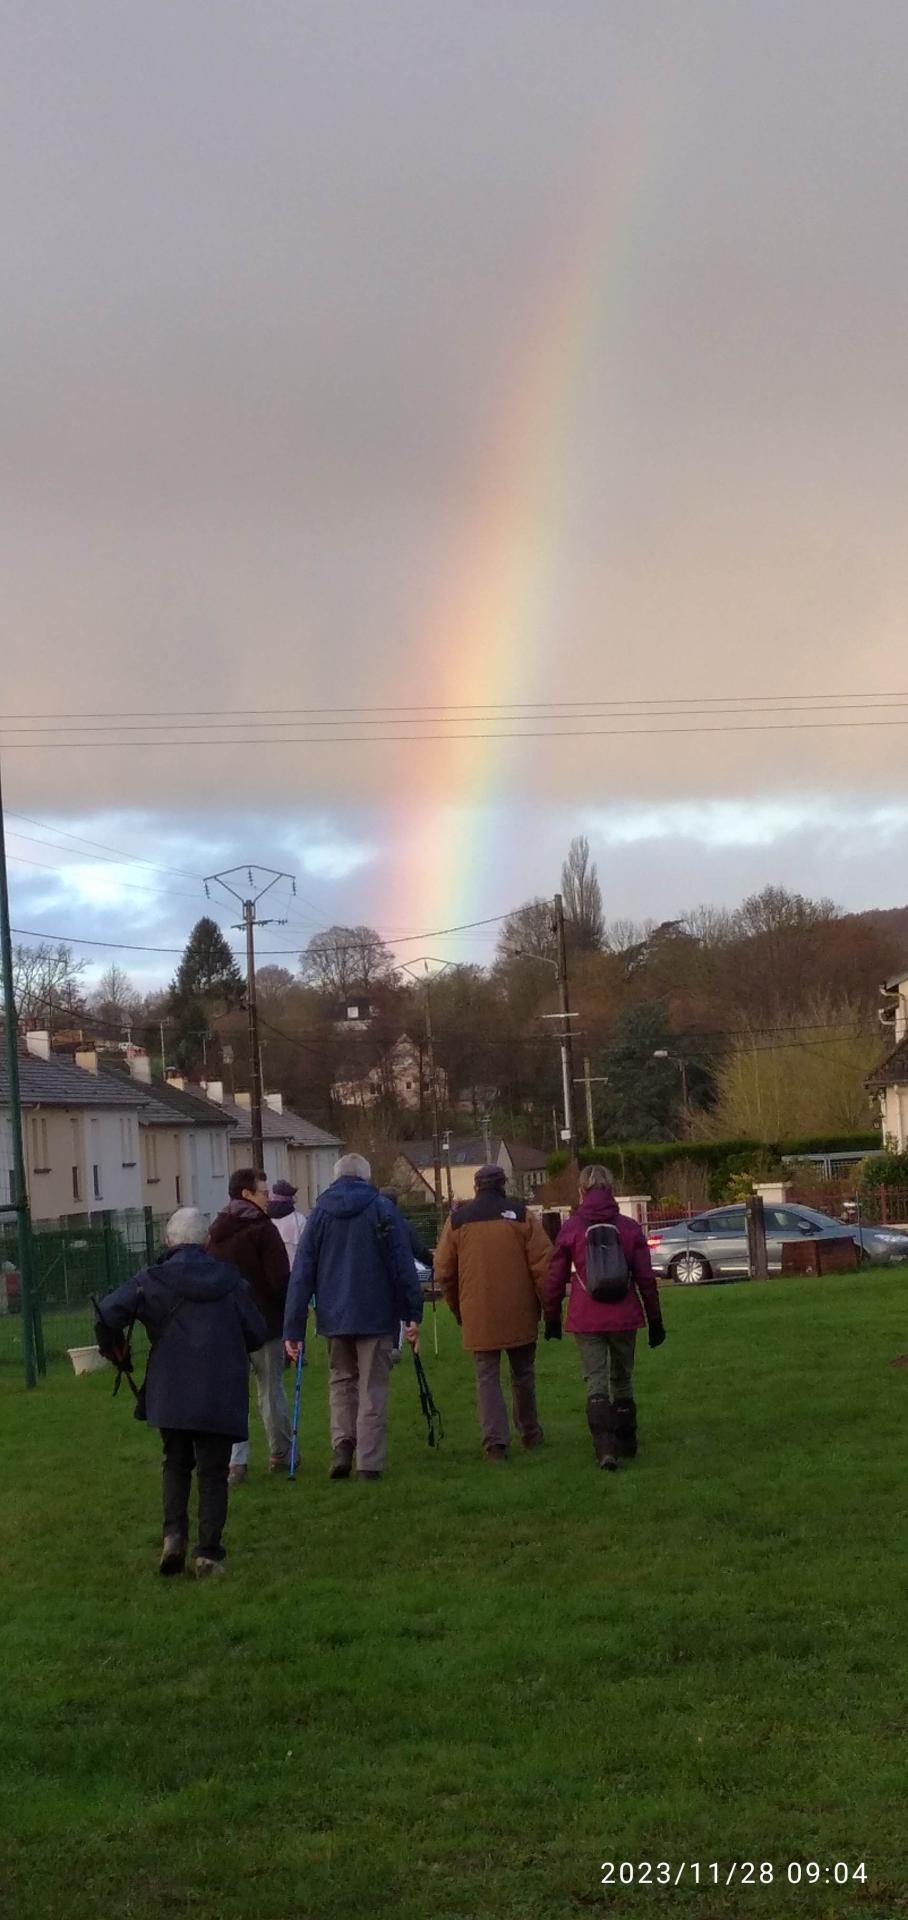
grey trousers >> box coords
[473,1342,542,1453]
[574,1330,637,1403]
[230,1338,293,1468]
[328,1334,395,1474]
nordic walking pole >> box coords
[288,1348,304,1481]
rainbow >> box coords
[389,92,675,950]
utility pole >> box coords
[0,751,41,1385]
[553,892,577,1163]
[423,968,444,1226]
[205,865,295,1177]
[582,1055,595,1148]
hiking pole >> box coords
[412,1348,444,1449]
[91,1294,139,1401]
[288,1348,304,1480]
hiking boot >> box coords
[329,1446,354,1480]
[484,1444,508,1462]
[269,1455,290,1474]
[193,1555,227,1579]
[521,1428,545,1451]
[159,1533,186,1577]
[357,1470,382,1481]
[613,1398,638,1460]
[228,1464,248,1488]
[587,1393,618,1471]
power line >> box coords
[6,813,204,881]
[3,689,905,720]
[8,697,908,731]
[8,716,908,749]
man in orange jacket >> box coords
[433,1164,552,1459]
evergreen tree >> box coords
[169,918,244,1071]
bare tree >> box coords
[561,835,604,951]
[91,963,139,1037]
[300,926,397,998]
[494,899,557,966]
[11,941,86,1024]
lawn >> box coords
[1,1272,906,1920]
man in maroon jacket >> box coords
[207,1167,291,1484]
[543,1164,665,1469]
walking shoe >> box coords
[227,1465,248,1488]
[484,1444,508,1462]
[329,1446,354,1480]
[268,1455,290,1474]
[521,1428,545,1451]
[159,1533,186,1577]
[612,1398,638,1460]
[587,1393,618,1471]
[357,1470,383,1481]
[193,1555,227,1579]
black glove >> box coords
[648,1319,666,1350]
[544,1318,562,1342]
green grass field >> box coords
[1,1272,906,1920]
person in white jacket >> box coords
[268,1180,308,1265]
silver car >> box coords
[647,1203,908,1285]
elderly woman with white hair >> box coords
[95,1207,268,1577]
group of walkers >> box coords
[95,1153,667,1577]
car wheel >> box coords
[671,1250,710,1285]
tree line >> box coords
[8,835,902,1152]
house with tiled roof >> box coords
[0,1033,157,1219]
[391,1134,548,1205]
[164,1078,342,1210]
[101,1058,235,1217]
[867,968,908,1149]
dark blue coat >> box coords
[284,1177,424,1342]
[96,1246,267,1438]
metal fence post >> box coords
[100,1210,116,1293]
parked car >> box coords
[647,1203,908,1285]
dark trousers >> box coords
[472,1342,542,1452]
[161,1430,233,1560]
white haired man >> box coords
[284,1154,423,1480]
[95,1207,267,1576]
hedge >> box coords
[545,1132,880,1200]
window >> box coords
[30,1116,49,1170]
[707,1210,747,1235]
[146,1132,159,1181]
[119,1115,135,1164]
[210,1132,225,1177]
[72,1165,82,1202]
[92,1164,102,1201]
[175,1173,182,1206]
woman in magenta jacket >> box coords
[543,1164,666,1469]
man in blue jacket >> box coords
[95,1207,267,1576]
[284,1154,423,1480]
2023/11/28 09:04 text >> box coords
[600,1862,868,1887]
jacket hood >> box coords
[157,1244,241,1301]
[317,1176,381,1221]
[268,1198,296,1220]
[208,1205,265,1248]
[578,1187,621,1224]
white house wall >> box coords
[182,1127,231,1220]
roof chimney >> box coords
[234,1090,250,1110]
[264,1092,283,1115]
[25,1030,51,1062]
[166,1073,186,1091]
[75,1048,99,1075]
[126,1049,152,1084]
[204,1080,225,1106]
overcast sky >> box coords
[3,1,908,983]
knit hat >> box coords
[474,1163,506,1188]
[271,1179,297,1200]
